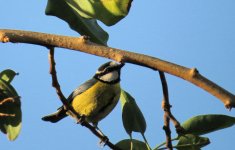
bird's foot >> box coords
[99,135,109,147]
[76,115,86,125]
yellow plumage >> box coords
[71,81,120,124]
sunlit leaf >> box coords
[116,139,148,150]
[120,89,146,135]
[66,0,133,26]
[176,134,210,150]
[0,69,22,141]
[46,0,109,45]
[181,114,235,135]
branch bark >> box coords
[1,29,235,109]
[159,72,184,133]
[159,71,173,150]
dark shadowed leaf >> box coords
[65,0,133,26]
[120,89,146,135]
[0,69,18,83]
[45,0,109,45]
[116,139,148,150]
[176,134,210,150]
[181,114,235,135]
[0,69,21,141]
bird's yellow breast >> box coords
[71,81,121,124]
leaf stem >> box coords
[141,133,152,150]
[154,137,179,150]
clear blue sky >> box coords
[1,0,235,149]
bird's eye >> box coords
[103,67,112,73]
[96,68,109,75]
[106,67,111,71]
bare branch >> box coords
[159,72,184,132]
[162,114,172,150]
[159,71,173,150]
[47,47,121,150]
[1,29,235,109]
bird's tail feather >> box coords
[42,107,67,123]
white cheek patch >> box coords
[99,71,119,82]
[96,71,101,74]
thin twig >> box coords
[47,47,121,150]
[159,72,185,135]
[0,113,15,117]
[159,71,173,150]
[0,96,20,117]
[0,97,15,105]
[48,47,76,117]
[1,29,234,109]
[163,115,172,150]
[159,71,185,149]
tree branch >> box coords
[48,47,121,150]
[159,72,184,133]
[159,71,173,150]
[1,29,234,109]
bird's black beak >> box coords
[117,63,125,69]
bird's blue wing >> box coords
[67,78,98,102]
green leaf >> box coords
[0,78,18,97]
[0,69,18,83]
[0,70,22,141]
[45,0,109,45]
[176,134,210,150]
[66,0,133,26]
[0,97,22,141]
[116,139,149,150]
[120,89,146,135]
[181,114,235,135]
[5,122,22,141]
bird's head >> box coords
[94,61,125,83]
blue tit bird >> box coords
[42,61,124,127]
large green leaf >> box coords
[0,69,22,141]
[66,0,133,26]
[46,0,109,45]
[120,89,146,135]
[181,114,235,136]
[176,134,210,150]
[116,139,149,150]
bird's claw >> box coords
[76,115,86,125]
[99,136,109,147]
